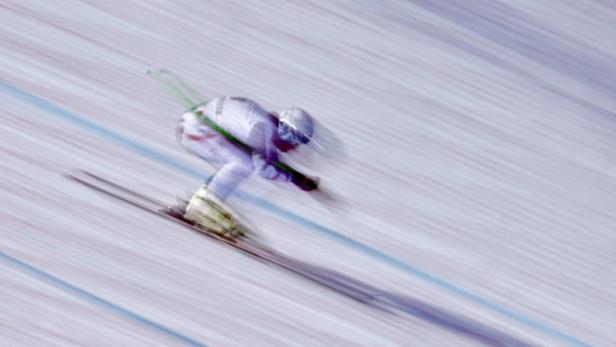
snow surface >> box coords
[1,1,615,346]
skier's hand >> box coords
[291,173,319,192]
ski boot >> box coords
[182,185,246,239]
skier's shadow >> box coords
[270,251,537,347]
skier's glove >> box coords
[291,173,319,192]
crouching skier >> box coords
[168,96,319,238]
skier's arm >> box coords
[252,152,292,182]
[247,122,288,181]
[251,123,318,190]
[253,152,318,191]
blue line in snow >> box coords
[0,252,209,347]
[0,80,592,347]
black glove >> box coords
[291,173,319,191]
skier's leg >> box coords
[183,152,253,235]
[165,122,219,218]
[165,117,223,218]
[207,159,253,199]
[174,126,254,235]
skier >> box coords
[169,96,319,236]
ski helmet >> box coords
[278,107,314,146]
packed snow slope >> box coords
[1,1,615,346]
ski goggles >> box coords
[278,122,311,146]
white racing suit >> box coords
[176,97,294,234]
[177,97,293,199]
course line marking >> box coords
[0,251,209,347]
